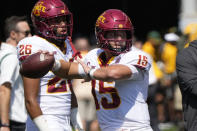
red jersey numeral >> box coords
[92,80,121,110]
[47,76,68,93]
[19,45,32,55]
[137,55,148,67]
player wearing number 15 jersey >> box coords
[80,9,152,131]
[16,0,83,131]
[49,9,153,131]
[82,46,152,131]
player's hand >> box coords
[37,50,56,55]
[76,58,91,83]
[0,127,10,131]
[82,76,92,83]
[72,51,82,60]
[37,50,59,72]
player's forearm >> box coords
[68,62,84,79]
[53,60,70,78]
[0,83,11,124]
[23,77,51,131]
[25,98,43,119]
[92,65,131,81]
[92,67,112,81]
[23,77,42,119]
[54,60,83,79]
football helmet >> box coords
[95,9,133,55]
[31,0,73,41]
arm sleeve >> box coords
[0,54,18,87]
[119,51,152,80]
[176,50,197,96]
[121,64,144,80]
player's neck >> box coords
[105,51,113,60]
[47,38,66,52]
[99,51,113,65]
[57,43,67,53]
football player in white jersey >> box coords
[44,9,153,131]
[16,0,83,131]
[27,9,153,131]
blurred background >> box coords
[0,0,180,42]
[2,0,197,131]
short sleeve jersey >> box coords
[84,47,152,130]
[17,35,74,115]
[0,43,27,122]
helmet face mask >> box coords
[95,9,133,55]
[44,14,72,40]
[100,29,132,55]
[31,0,73,42]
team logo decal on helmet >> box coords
[96,13,106,27]
[32,1,46,16]
[95,9,134,55]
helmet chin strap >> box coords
[108,40,127,53]
[109,46,126,55]
[44,26,68,43]
[42,30,66,46]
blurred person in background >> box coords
[142,31,165,123]
[162,33,180,75]
[183,23,197,48]
[142,30,163,62]
[161,32,180,122]
[176,36,197,131]
[0,16,31,131]
[72,36,99,131]
[74,36,91,52]
[132,37,143,49]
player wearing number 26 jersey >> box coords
[17,35,73,114]
[16,0,84,131]
[17,35,74,131]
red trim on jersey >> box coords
[19,55,30,62]
[91,80,100,110]
[67,36,82,61]
[98,52,110,67]
[67,36,77,54]
[47,76,67,93]
[134,65,146,70]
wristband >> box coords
[1,123,10,127]
[33,115,52,131]
[78,64,87,77]
[52,60,61,72]
[88,68,97,79]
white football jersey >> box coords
[84,47,152,131]
[17,35,74,115]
